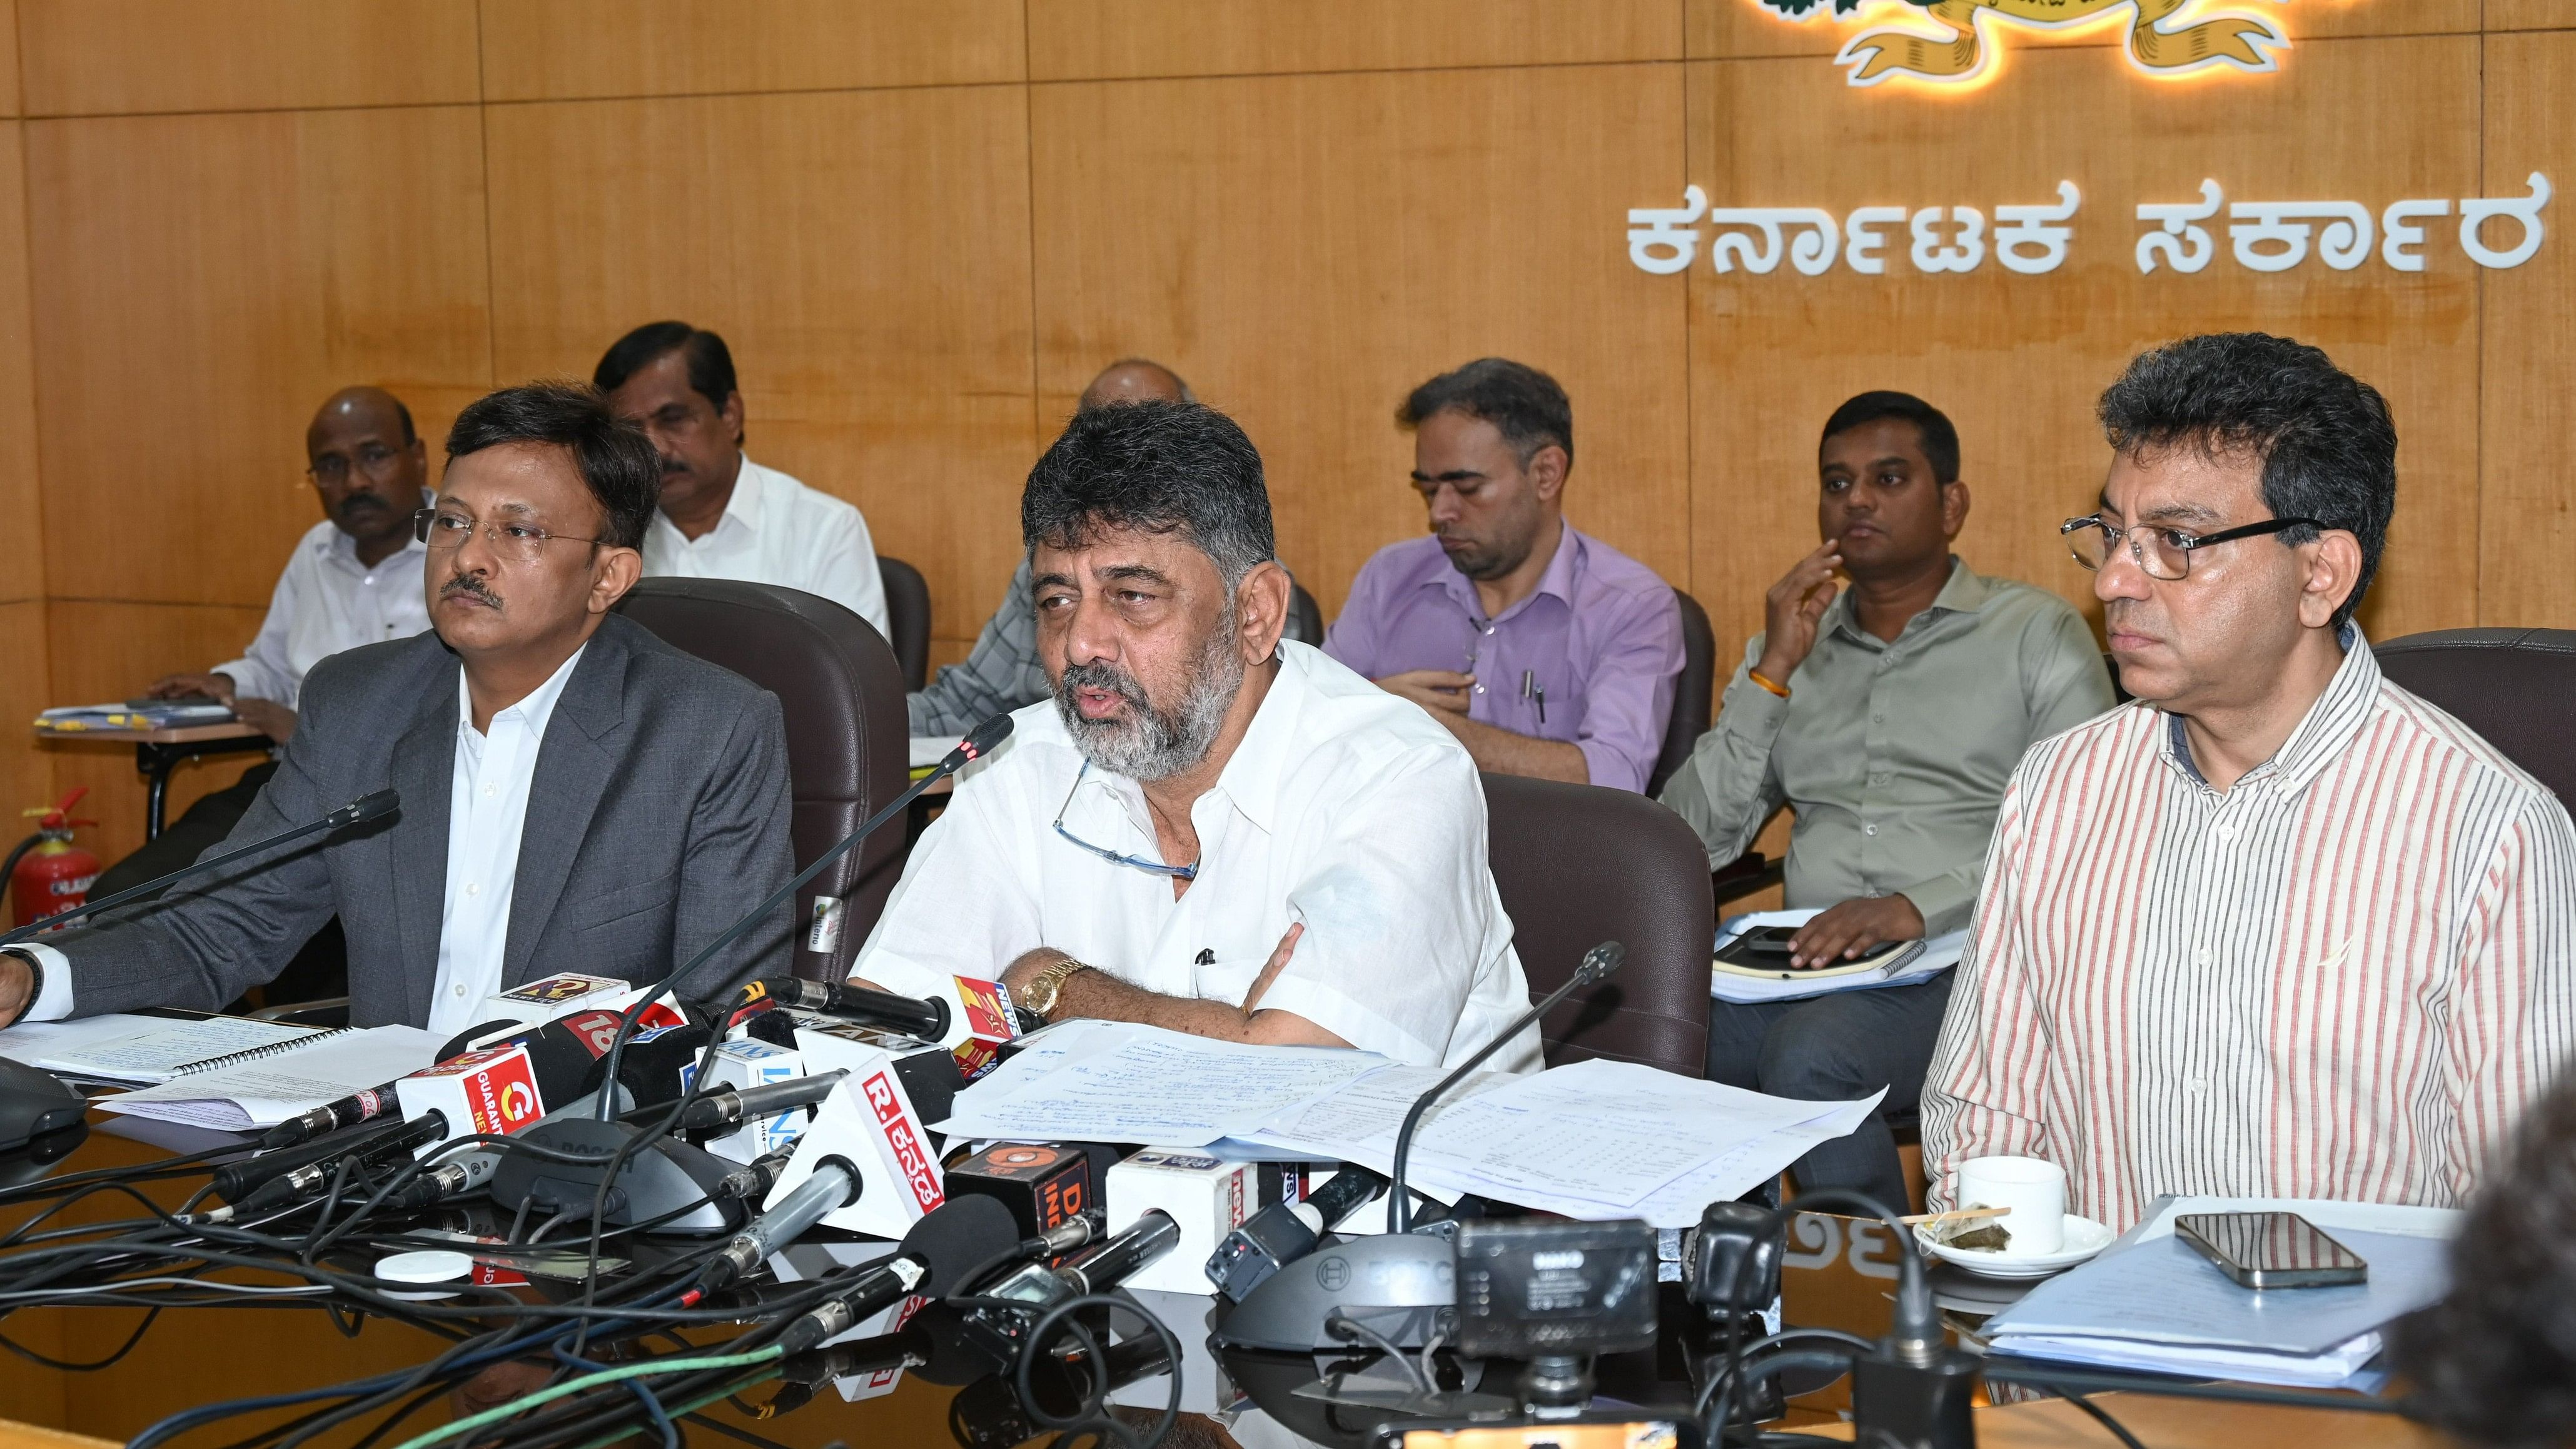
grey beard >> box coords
[1052,615,1245,782]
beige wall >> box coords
[3,1,2572,870]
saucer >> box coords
[1914,1213,2116,1280]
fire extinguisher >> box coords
[4,788,101,930]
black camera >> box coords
[1453,1218,1660,1360]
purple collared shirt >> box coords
[1323,525,1684,793]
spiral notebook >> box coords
[29,1015,336,1085]
[100,1024,444,1131]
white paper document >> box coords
[0,1012,183,1067]
[98,1025,445,1129]
[937,1026,1390,1146]
[25,1016,321,1084]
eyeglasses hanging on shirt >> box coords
[1050,761,1199,881]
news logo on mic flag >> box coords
[947,976,1018,1081]
[764,1059,947,1240]
[393,1044,547,1156]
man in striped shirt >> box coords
[1924,333,2576,1229]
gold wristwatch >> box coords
[1016,956,1092,1022]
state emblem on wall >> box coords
[1754,0,2303,88]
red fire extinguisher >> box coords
[6,788,101,930]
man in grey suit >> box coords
[0,382,796,1032]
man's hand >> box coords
[0,952,33,1029]
[147,672,237,704]
[1789,895,1924,969]
[1376,669,1475,718]
[1754,541,1843,685]
[232,697,296,742]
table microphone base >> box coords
[1211,1231,1457,1351]
[486,1115,745,1236]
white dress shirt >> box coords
[640,457,888,636]
[854,642,1542,1071]
[428,645,587,1036]
[216,518,433,707]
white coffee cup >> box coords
[1952,1156,2067,1255]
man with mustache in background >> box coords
[596,321,889,636]
[0,383,795,1031]
[851,400,1540,1071]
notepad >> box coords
[28,1016,327,1085]
[98,1024,444,1131]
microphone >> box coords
[258,1079,406,1151]
[0,790,398,947]
[261,1012,617,1153]
[655,1069,848,1135]
[227,1110,451,1214]
[592,711,1016,1119]
[210,1114,422,1204]
[747,979,947,1043]
[973,1209,1181,1331]
[774,1194,1017,1355]
[1206,1166,1388,1302]
[695,1155,864,1293]
[1387,941,1622,1231]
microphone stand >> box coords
[0,789,400,948]
[1386,941,1624,1231]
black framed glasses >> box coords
[413,508,615,566]
[2061,513,2327,581]
[1051,762,1198,881]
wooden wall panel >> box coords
[26,106,492,608]
[478,0,1024,101]
[0,123,45,597]
[1683,0,2479,62]
[1683,34,2483,673]
[1030,64,1692,616]
[0,1,21,119]
[2479,30,2576,627]
[483,88,1038,659]
[17,0,479,116]
[41,601,270,867]
[1029,0,1683,81]
[2488,1,2576,31]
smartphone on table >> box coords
[2175,1211,2368,1288]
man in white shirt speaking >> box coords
[596,321,889,635]
[852,400,1540,1071]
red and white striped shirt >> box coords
[1923,633,2576,1229]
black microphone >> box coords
[774,1194,1018,1355]
[1387,940,1623,1231]
[971,1210,1181,1336]
[0,790,399,948]
[749,978,948,1042]
[261,1014,606,1151]
[226,1110,450,1215]
[209,1114,421,1204]
[258,1079,407,1151]
[592,711,1016,1119]
[581,1022,711,1111]
[1206,1166,1388,1301]
[654,1069,849,1134]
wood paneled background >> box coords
[0,0,2568,874]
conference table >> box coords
[0,1116,2440,1449]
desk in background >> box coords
[31,721,270,841]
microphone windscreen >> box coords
[579,1022,714,1109]
[958,712,1013,762]
[901,1194,1018,1298]
[517,1027,612,1111]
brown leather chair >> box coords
[877,555,932,692]
[2375,627,2576,805]
[1482,772,1712,1076]
[615,578,909,982]
[1286,581,1325,647]
[1647,589,1717,797]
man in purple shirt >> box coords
[1323,358,1684,793]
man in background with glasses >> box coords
[143,385,435,743]
[0,382,796,1031]
[851,400,1541,1071]
[1924,333,2576,1229]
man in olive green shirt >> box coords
[1660,391,2114,1208]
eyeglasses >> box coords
[308,445,406,487]
[413,508,616,566]
[2061,513,2327,581]
[1051,762,1198,881]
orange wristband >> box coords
[1747,669,1791,699]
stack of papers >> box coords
[35,701,237,732]
[99,1025,443,1130]
[10,1014,325,1084]
[1714,909,1965,1004]
[1980,1196,2460,1389]
[937,1022,1881,1228]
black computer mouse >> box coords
[0,1056,86,1152]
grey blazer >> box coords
[54,614,796,1026]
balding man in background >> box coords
[147,385,435,743]
[909,359,1201,737]
[597,320,889,635]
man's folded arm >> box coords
[670,694,800,1003]
[1656,638,1789,866]
[46,716,343,1016]
[2444,792,2576,1201]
